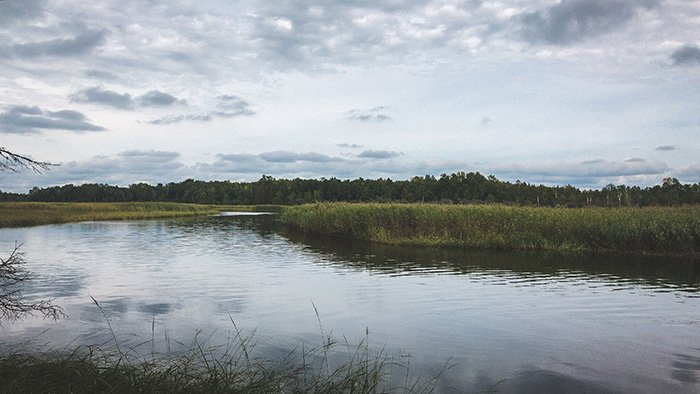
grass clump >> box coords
[0,202,222,228]
[0,299,439,394]
[0,331,436,394]
[281,203,700,256]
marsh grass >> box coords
[0,298,441,394]
[0,202,221,228]
[281,203,700,256]
[216,204,287,213]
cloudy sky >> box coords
[1,0,699,193]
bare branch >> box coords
[0,243,65,322]
[0,147,55,173]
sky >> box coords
[1,0,699,193]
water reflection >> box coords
[495,369,625,394]
[672,352,700,383]
[137,302,174,315]
[284,229,700,294]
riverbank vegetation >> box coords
[3,173,699,207]
[0,202,221,228]
[0,325,437,394]
[282,203,700,256]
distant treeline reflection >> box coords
[3,173,699,207]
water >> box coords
[1,213,699,393]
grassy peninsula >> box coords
[0,202,221,228]
[282,203,700,256]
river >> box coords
[1,212,699,393]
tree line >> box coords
[2,172,699,207]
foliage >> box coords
[0,244,64,322]
[282,203,700,256]
[3,173,700,207]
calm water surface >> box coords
[1,213,699,393]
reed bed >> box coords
[0,202,221,228]
[216,204,287,213]
[281,203,700,255]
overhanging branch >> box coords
[0,147,55,173]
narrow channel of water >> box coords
[1,213,699,393]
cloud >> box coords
[147,114,212,125]
[676,163,700,181]
[137,91,183,107]
[0,105,105,134]
[197,151,358,180]
[482,158,670,187]
[520,0,658,45]
[70,87,186,110]
[213,153,267,173]
[59,150,185,185]
[347,107,392,122]
[243,0,494,72]
[147,95,254,124]
[357,150,401,159]
[84,70,121,81]
[0,149,189,192]
[655,145,676,151]
[0,0,46,27]
[1,1,697,193]
[118,150,181,162]
[216,95,255,116]
[259,151,343,163]
[671,45,700,66]
[4,29,107,58]
[70,87,134,109]
[74,151,182,178]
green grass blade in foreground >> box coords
[0,321,443,394]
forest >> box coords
[2,172,699,207]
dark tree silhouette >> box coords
[1,147,53,173]
[1,149,62,321]
[1,243,64,322]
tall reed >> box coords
[281,203,700,255]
